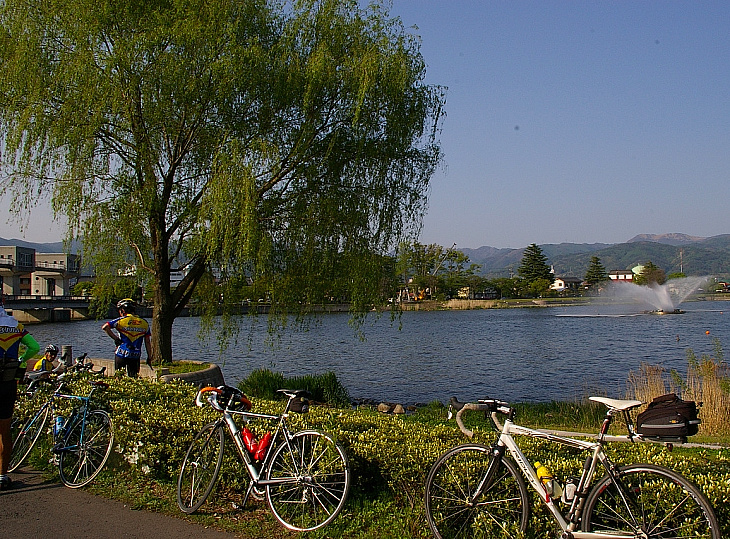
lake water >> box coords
[26,300,729,405]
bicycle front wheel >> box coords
[266,430,350,531]
[582,463,720,539]
[9,405,49,472]
[176,422,225,514]
[424,443,530,539]
[58,409,114,488]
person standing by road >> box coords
[0,297,40,490]
[102,298,152,378]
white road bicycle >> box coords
[424,396,720,539]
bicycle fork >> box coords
[468,444,508,506]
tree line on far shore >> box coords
[392,241,688,301]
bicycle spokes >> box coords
[266,432,350,532]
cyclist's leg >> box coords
[114,355,127,375]
[424,443,530,539]
[0,379,16,476]
[127,357,140,378]
[582,463,720,539]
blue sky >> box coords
[2,1,729,249]
[390,1,730,248]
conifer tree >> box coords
[584,256,609,286]
[517,243,553,284]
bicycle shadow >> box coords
[3,466,64,495]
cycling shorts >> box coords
[115,355,141,378]
[0,380,17,420]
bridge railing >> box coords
[4,295,92,303]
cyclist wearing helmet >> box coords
[33,344,59,372]
[102,299,151,377]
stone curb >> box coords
[158,361,225,387]
[75,358,225,387]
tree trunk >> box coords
[150,215,174,364]
[152,301,175,364]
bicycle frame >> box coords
[491,418,624,538]
[427,396,720,539]
[196,388,314,506]
[52,385,93,452]
[219,406,294,486]
[449,397,659,539]
[181,386,351,531]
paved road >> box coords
[2,467,241,539]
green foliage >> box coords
[238,368,350,408]
[13,376,730,537]
[395,242,482,300]
[72,281,94,296]
[584,255,608,286]
[0,0,445,362]
[514,400,606,431]
[518,244,553,292]
[164,362,210,375]
[237,368,286,401]
[633,260,666,286]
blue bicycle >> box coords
[10,372,113,488]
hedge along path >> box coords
[15,376,730,538]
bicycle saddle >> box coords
[590,396,643,411]
[277,389,312,399]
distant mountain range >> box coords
[4,233,730,279]
[0,236,82,253]
[461,233,730,278]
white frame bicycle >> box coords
[424,396,720,539]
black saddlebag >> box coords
[636,393,701,443]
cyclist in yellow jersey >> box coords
[0,296,40,490]
[33,344,59,373]
[102,299,151,377]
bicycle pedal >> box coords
[52,443,67,454]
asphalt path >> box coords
[1,466,241,539]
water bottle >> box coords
[534,462,563,500]
[241,427,257,454]
[561,477,577,504]
[54,416,65,437]
[253,432,272,461]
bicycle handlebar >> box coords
[450,397,513,438]
[195,385,252,412]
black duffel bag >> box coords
[636,393,701,443]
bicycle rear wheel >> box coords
[266,430,350,531]
[424,443,530,539]
[58,409,114,488]
[582,463,720,539]
[176,422,225,514]
[9,405,49,472]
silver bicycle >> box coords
[424,396,720,538]
[176,384,350,532]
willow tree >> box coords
[0,0,444,360]
[0,0,444,361]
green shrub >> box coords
[237,368,351,407]
[13,375,730,538]
[237,368,285,400]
